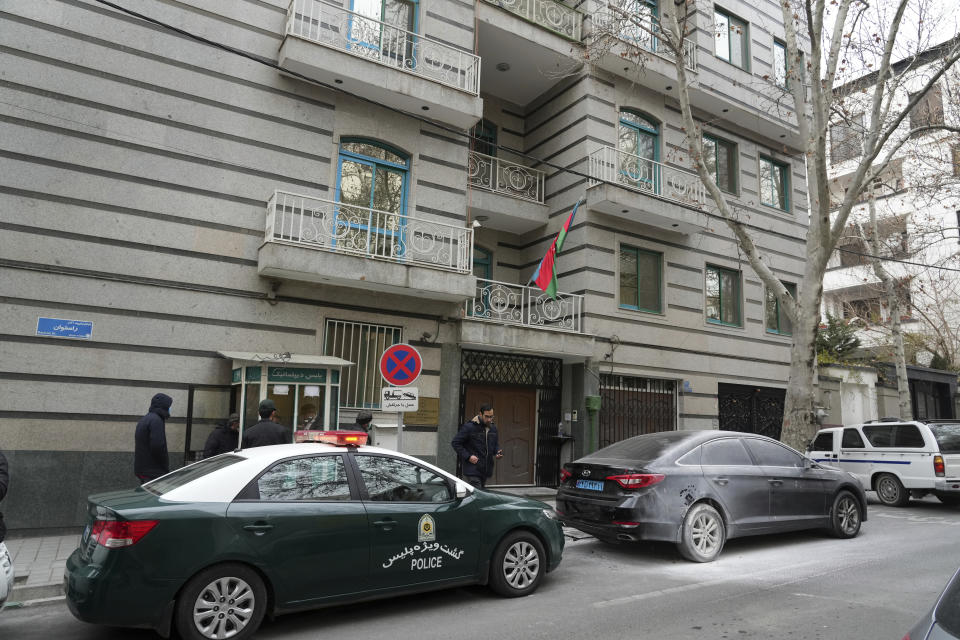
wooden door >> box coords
[463,385,537,486]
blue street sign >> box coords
[36,317,93,339]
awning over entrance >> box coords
[217,351,354,367]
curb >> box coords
[9,582,64,603]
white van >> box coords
[808,419,960,507]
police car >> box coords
[64,432,564,640]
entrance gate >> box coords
[718,383,785,439]
[598,375,677,448]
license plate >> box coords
[576,479,604,491]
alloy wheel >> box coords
[502,540,540,590]
[192,576,257,639]
[837,496,860,535]
[691,512,721,555]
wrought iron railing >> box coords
[266,191,473,273]
[466,278,584,333]
[480,0,583,41]
[590,5,697,71]
[588,146,705,208]
[285,0,481,95]
[467,151,546,204]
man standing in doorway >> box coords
[134,393,172,484]
[242,399,290,448]
[202,413,240,458]
[452,403,502,489]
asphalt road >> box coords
[2,496,959,640]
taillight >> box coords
[560,468,572,483]
[607,473,665,489]
[935,455,945,477]
[91,520,158,548]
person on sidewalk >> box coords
[354,411,375,445]
[0,448,8,542]
[241,399,290,448]
[451,403,502,489]
[202,413,240,458]
[134,393,172,484]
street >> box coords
[2,496,958,640]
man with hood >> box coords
[203,413,240,458]
[135,393,172,484]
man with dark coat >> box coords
[0,449,8,542]
[134,393,172,484]
[203,413,240,458]
[451,403,502,489]
[242,399,290,448]
[355,411,375,445]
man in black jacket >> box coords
[242,399,290,448]
[451,403,502,489]
[203,413,240,458]
[134,393,172,484]
[0,449,8,542]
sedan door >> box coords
[743,438,829,528]
[226,453,370,606]
[699,438,773,533]
[351,453,481,592]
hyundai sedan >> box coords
[556,430,866,562]
[64,432,564,639]
[904,566,960,639]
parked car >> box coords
[556,430,867,562]
[903,566,960,639]
[64,432,564,640]
[0,542,13,611]
[808,419,960,506]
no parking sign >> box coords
[379,344,422,386]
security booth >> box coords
[219,351,352,442]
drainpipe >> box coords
[584,395,601,453]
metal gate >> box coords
[598,375,677,448]
[717,383,785,439]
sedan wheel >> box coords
[678,503,725,563]
[175,563,266,640]
[489,531,545,597]
[828,490,862,538]
[875,474,909,507]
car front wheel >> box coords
[175,563,267,640]
[875,473,909,507]
[489,531,545,597]
[828,490,862,538]
[678,503,725,563]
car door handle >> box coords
[242,523,274,535]
[768,479,783,486]
[712,477,729,486]
[374,519,397,531]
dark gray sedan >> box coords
[905,566,960,639]
[556,431,867,562]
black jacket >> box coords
[242,420,290,448]
[203,424,239,458]
[134,393,172,481]
[0,450,8,542]
[451,419,499,479]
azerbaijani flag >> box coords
[530,199,582,300]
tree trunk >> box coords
[780,282,822,451]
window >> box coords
[909,84,944,131]
[350,0,417,58]
[759,155,789,211]
[705,264,741,327]
[355,455,452,502]
[714,8,748,69]
[830,114,864,164]
[146,456,244,495]
[773,39,787,88]
[623,0,659,52]
[935,571,960,637]
[701,439,754,465]
[810,431,834,451]
[618,110,660,192]
[843,298,881,323]
[470,119,497,157]
[743,438,803,467]
[766,281,796,335]
[703,133,738,193]
[841,428,865,448]
[325,319,402,409]
[619,246,662,313]
[255,456,353,501]
[336,140,409,256]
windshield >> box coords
[930,424,960,454]
[145,455,245,495]
[584,432,692,463]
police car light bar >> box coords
[294,430,369,446]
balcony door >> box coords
[623,0,658,52]
[336,140,408,257]
[618,110,659,194]
[349,0,417,64]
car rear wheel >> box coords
[678,503,725,563]
[175,563,267,640]
[875,473,909,507]
[828,490,862,538]
[488,531,545,597]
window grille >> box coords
[324,319,402,409]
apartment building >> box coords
[0,0,809,530]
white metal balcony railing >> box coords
[467,151,546,204]
[480,0,583,41]
[285,0,481,95]
[588,146,705,208]
[266,191,473,273]
[466,278,584,333]
[591,7,698,71]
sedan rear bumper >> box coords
[557,514,678,543]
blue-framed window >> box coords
[759,155,789,211]
[349,0,418,59]
[336,139,409,256]
[766,281,796,335]
[620,245,662,313]
[703,133,738,194]
[705,264,742,327]
[714,7,748,70]
[623,0,658,51]
[773,39,788,88]
[618,110,660,192]
[471,120,497,157]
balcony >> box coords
[587,145,709,234]
[259,191,476,301]
[467,151,548,233]
[280,0,483,129]
[480,0,582,41]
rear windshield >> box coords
[936,570,960,635]
[584,432,691,463]
[145,455,244,495]
[930,424,960,454]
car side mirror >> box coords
[804,440,813,452]
[455,483,472,499]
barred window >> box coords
[324,319,402,409]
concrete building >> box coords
[0,0,808,531]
